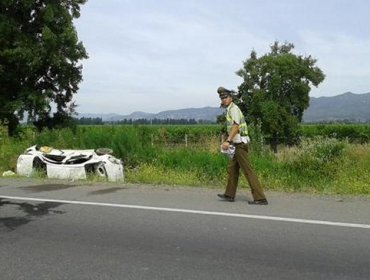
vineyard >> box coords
[1,124,369,195]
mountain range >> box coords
[78,92,370,123]
[302,92,370,122]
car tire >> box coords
[94,162,107,178]
[95,148,113,155]
[33,157,46,174]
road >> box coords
[1,178,370,280]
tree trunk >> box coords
[270,136,279,153]
[6,114,19,137]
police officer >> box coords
[217,86,268,205]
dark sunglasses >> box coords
[220,95,229,100]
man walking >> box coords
[217,86,268,205]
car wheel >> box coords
[33,157,46,175]
[94,162,107,178]
[95,148,113,155]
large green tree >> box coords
[236,41,325,151]
[0,0,88,136]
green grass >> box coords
[126,163,205,186]
[1,125,369,196]
[258,139,370,195]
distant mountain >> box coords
[77,113,124,122]
[154,107,223,121]
[77,92,370,123]
[303,92,370,122]
[78,107,223,122]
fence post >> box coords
[185,134,188,147]
[151,134,154,146]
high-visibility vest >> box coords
[226,103,248,136]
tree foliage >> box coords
[236,41,325,151]
[0,0,88,136]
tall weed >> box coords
[329,143,370,194]
[278,137,347,178]
[1,125,369,195]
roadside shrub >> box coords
[329,143,370,194]
[279,137,347,178]
[1,124,369,196]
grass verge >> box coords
[1,126,369,196]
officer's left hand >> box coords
[221,141,230,150]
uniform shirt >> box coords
[227,102,243,144]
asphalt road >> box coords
[1,178,369,280]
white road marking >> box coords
[1,195,370,229]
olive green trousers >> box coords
[224,143,266,201]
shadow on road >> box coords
[0,198,65,231]
[88,187,127,196]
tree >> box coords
[236,41,325,151]
[0,0,88,136]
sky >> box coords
[73,0,370,115]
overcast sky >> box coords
[74,0,370,115]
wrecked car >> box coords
[17,145,124,182]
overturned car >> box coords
[17,145,124,182]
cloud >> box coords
[298,31,370,95]
[74,0,370,114]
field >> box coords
[1,124,369,195]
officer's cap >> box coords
[217,86,233,98]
